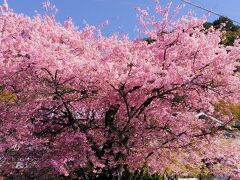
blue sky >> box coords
[3,0,240,38]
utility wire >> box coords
[181,0,240,25]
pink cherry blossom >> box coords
[0,0,239,178]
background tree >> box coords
[204,16,240,46]
[204,16,240,130]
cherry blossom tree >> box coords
[0,0,239,178]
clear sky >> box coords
[3,0,240,38]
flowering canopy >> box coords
[0,0,239,178]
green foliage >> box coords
[204,16,240,31]
[204,16,240,46]
[143,37,156,44]
[222,30,240,46]
[129,164,165,180]
[215,101,240,128]
[213,16,239,31]
[0,91,17,102]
